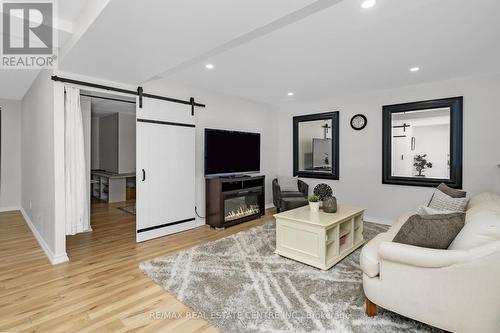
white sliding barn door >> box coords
[136,97,197,242]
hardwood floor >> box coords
[0,201,274,332]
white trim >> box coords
[265,203,275,210]
[53,81,67,261]
[20,208,69,265]
[136,220,204,243]
[0,206,20,213]
[364,215,393,226]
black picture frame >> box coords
[293,111,339,180]
[382,96,463,188]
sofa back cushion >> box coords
[449,210,500,250]
[449,192,500,250]
[466,192,500,215]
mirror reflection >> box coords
[293,112,339,180]
[298,119,332,173]
[391,108,450,179]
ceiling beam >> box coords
[59,0,111,61]
[141,0,345,83]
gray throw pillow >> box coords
[437,183,466,198]
[393,213,465,249]
[428,189,469,212]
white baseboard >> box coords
[0,206,20,213]
[20,208,69,265]
[364,215,393,226]
[265,203,275,210]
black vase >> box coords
[322,196,337,213]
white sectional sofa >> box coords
[360,192,500,333]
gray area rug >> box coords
[140,222,442,333]
[118,205,136,215]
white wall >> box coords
[99,113,119,172]
[194,91,278,210]
[412,124,449,178]
[277,74,500,223]
[298,120,332,170]
[0,98,21,210]
[81,98,92,220]
[142,80,278,221]
[93,112,136,173]
[118,113,136,173]
[21,70,68,263]
[392,115,450,179]
[91,117,100,169]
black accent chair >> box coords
[272,178,309,212]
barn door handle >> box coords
[142,169,146,181]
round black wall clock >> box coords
[350,114,367,130]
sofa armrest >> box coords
[378,242,470,268]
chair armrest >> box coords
[272,179,281,208]
[298,180,308,197]
[378,242,470,268]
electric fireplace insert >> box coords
[205,175,265,228]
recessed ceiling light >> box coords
[205,64,214,70]
[410,67,420,72]
[361,0,376,9]
[287,92,294,96]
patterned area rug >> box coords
[140,222,442,333]
[118,205,136,215]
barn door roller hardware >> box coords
[137,86,144,108]
[51,75,206,113]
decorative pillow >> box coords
[416,205,455,216]
[427,183,466,206]
[278,177,298,192]
[437,183,466,198]
[428,189,469,212]
[393,213,466,249]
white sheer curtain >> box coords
[65,86,90,235]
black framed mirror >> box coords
[382,97,463,188]
[293,112,339,180]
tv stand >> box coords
[205,175,265,228]
[219,174,252,179]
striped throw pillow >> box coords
[428,189,469,212]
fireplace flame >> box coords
[225,205,260,222]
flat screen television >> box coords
[204,129,260,176]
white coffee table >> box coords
[274,204,365,270]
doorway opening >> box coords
[67,89,137,247]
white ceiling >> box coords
[58,0,88,24]
[2,0,500,104]
[82,90,136,118]
[58,0,319,84]
[0,70,40,100]
[162,0,500,104]
[0,0,88,100]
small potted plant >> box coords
[414,154,433,177]
[308,195,320,213]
